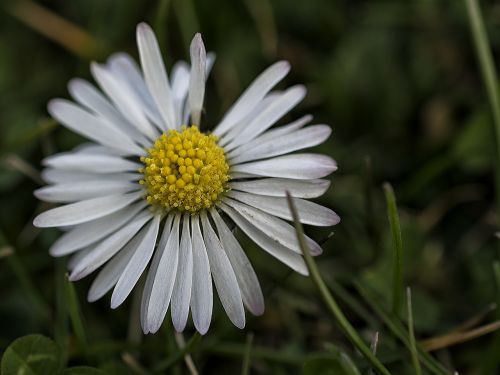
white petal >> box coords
[141,214,174,333]
[87,229,139,302]
[48,99,144,156]
[91,62,159,140]
[227,190,340,227]
[210,208,264,316]
[68,79,150,147]
[71,203,144,268]
[213,61,290,136]
[188,33,206,125]
[49,201,148,257]
[35,180,138,203]
[190,215,213,334]
[224,86,306,152]
[111,214,161,308]
[226,114,312,158]
[229,125,331,164]
[229,178,330,199]
[106,53,164,129]
[231,153,337,180]
[145,214,181,333]
[200,212,245,329]
[171,61,190,126]
[33,192,142,228]
[218,202,308,275]
[223,197,323,255]
[69,210,153,280]
[136,23,176,130]
[171,215,193,332]
[41,168,141,185]
[68,247,92,271]
[219,94,279,147]
[42,153,142,174]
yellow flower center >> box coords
[139,126,229,213]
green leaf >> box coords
[60,367,106,375]
[0,334,61,375]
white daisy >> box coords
[33,23,339,335]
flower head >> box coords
[33,23,339,334]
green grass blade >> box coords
[152,332,202,373]
[383,183,404,316]
[64,274,88,355]
[241,332,254,375]
[464,0,500,221]
[406,288,422,375]
[355,282,451,375]
[286,192,393,375]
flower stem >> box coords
[286,192,392,375]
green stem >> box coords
[64,274,88,355]
[464,0,500,226]
[241,333,254,375]
[406,288,422,375]
[286,192,392,375]
[152,332,201,373]
[383,183,404,316]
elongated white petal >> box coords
[227,190,339,227]
[41,168,140,185]
[34,192,142,228]
[111,214,161,308]
[229,125,331,164]
[107,53,164,128]
[68,79,149,147]
[190,215,213,334]
[231,153,337,180]
[224,86,306,152]
[91,62,158,140]
[219,94,279,147]
[226,115,312,158]
[42,153,141,174]
[214,61,290,136]
[210,208,264,316]
[223,197,323,255]
[137,23,176,130]
[146,214,181,333]
[68,247,92,271]
[141,214,174,333]
[87,229,139,302]
[35,180,138,203]
[188,33,206,125]
[171,215,193,332]
[218,202,308,275]
[69,211,153,281]
[50,201,147,256]
[48,99,144,155]
[200,212,245,329]
[171,61,190,126]
[229,178,330,199]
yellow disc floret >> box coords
[139,126,229,213]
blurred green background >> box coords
[1,0,500,374]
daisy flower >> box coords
[33,23,339,334]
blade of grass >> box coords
[383,183,404,316]
[153,332,202,374]
[368,332,380,375]
[355,282,452,375]
[286,192,392,375]
[64,274,88,355]
[6,0,106,59]
[420,320,500,352]
[407,288,422,375]
[465,0,500,225]
[54,258,68,367]
[241,332,254,375]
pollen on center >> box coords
[139,126,229,213]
